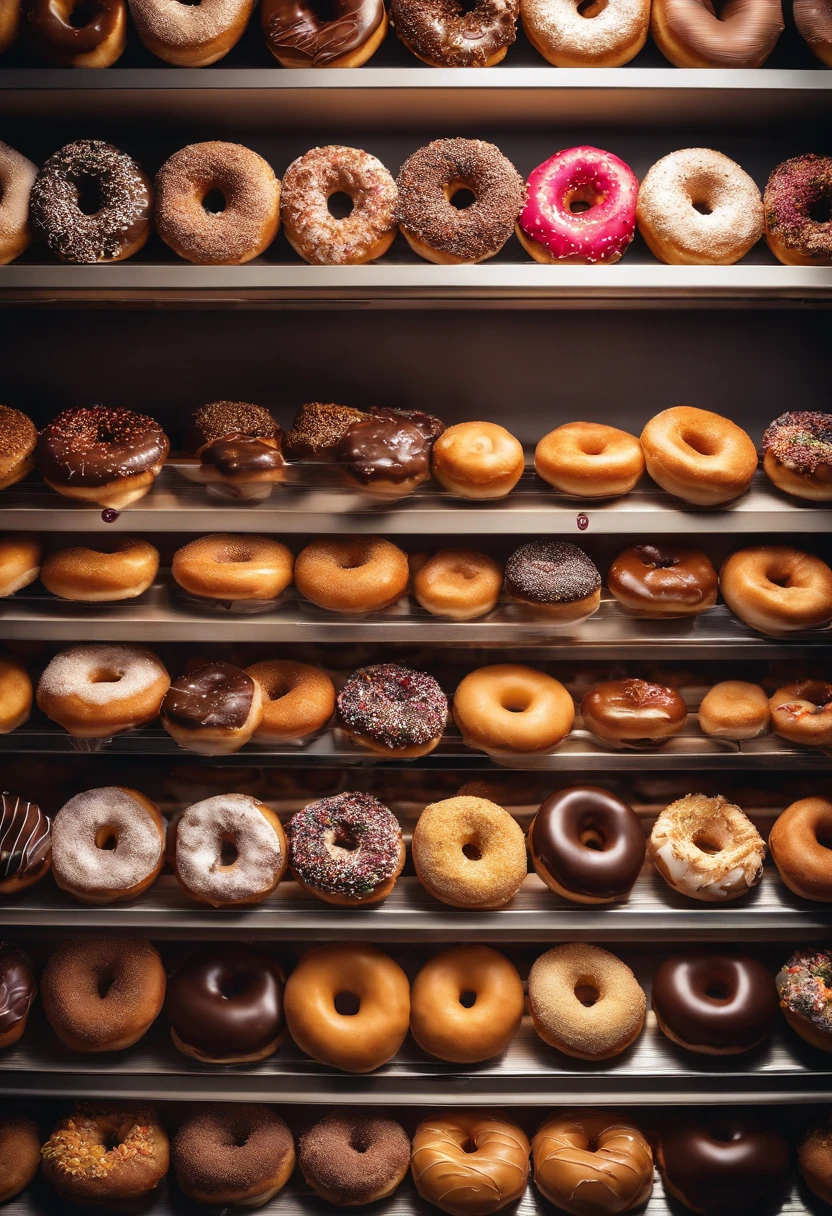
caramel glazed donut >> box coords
[262,0,387,66]
[42,1107,169,1208]
[532,1111,654,1215]
[411,1112,530,1216]
[648,793,765,902]
[129,0,255,65]
[650,0,783,66]
[390,0,519,66]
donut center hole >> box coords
[565,186,602,215]
[501,695,532,713]
[462,842,482,861]
[311,0,341,21]
[74,174,104,216]
[220,548,255,563]
[816,826,832,850]
[809,194,832,224]
[681,430,719,457]
[334,991,360,1016]
[461,1139,478,1154]
[219,836,239,867]
[459,990,477,1008]
[94,828,118,851]
[96,969,116,999]
[575,983,599,1007]
[202,189,226,214]
[693,832,723,856]
[349,1133,370,1153]
[576,0,608,17]
[219,973,251,1000]
[709,1125,741,1143]
[448,185,477,211]
[692,201,713,216]
[327,192,354,220]
[705,982,731,1002]
[332,823,359,852]
[90,667,123,685]
[579,826,606,851]
[67,0,100,30]
[230,1130,250,1148]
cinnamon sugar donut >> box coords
[173,1105,295,1207]
[246,660,335,742]
[295,537,409,613]
[769,681,832,748]
[391,0,519,65]
[522,0,648,65]
[129,0,254,64]
[412,795,528,909]
[299,1113,410,1205]
[0,1115,41,1202]
[52,786,165,904]
[0,142,37,265]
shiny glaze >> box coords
[166,944,285,1057]
[336,417,430,485]
[531,786,645,899]
[26,0,122,60]
[262,0,384,64]
[370,407,446,446]
[660,1116,789,1213]
[652,950,778,1050]
[162,662,254,731]
[0,942,36,1034]
[37,408,168,488]
[608,544,718,609]
[0,793,51,887]
[200,434,285,478]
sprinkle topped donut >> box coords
[505,541,601,609]
[288,792,404,904]
[777,948,832,1045]
[37,407,170,490]
[762,411,832,501]
[337,662,448,756]
[390,0,519,65]
[765,155,832,266]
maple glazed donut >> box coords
[641,406,757,506]
[246,660,335,742]
[453,664,575,755]
[0,143,37,265]
[130,0,254,64]
[652,950,778,1055]
[432,422,525,498]
[414,550,503,621]
[42,1107,169,1208]
[769,680,832,748]
[263,0,387,65]
[650,0,783,65]
[0,655,31,733]
[0,406,37,491]
[698,680,770,740]
[608,544,718,618]
[0,534,41,598]
[581,678,687,747]
[0,1115,41,1202]
[411,1112,530,1216]
[658,1115,790,1215]
[720,546,832,635]
[299,1112,411,1205]
[532,1111,654,1216]
[52,786,165,905]
[37,643,170,741]
[172,534,294,603]
[410,945,525,1063]
[25,0,127,65]
[762,410,832,501]
[769,797,832,900]
[41,539,160,602]
[390,0,518,65]
[337,663,448,757]
[171,793,288,907]
[173,1105,295,1207]
[295,537,409,613]
[0,792,51,895]
[522,0,648,64]
[648,793,765,902]
[288,792,404,906]
[794,0,832,63]
[534,422,644,497]
[412,796,528,909]
[0,941,36,1047]
[765,155,832,266]
[504,540,602,622]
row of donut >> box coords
[3,137,829,269]
[4,647,831,752]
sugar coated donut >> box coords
[52,786,165,905]
[720,546,832,636]
[0,792,51,896]
[337,662,448,757]
[246,660,334,742]
[41,937,166,1052]
[37,643,170,740]
[414,550,503,621]
[765,155,832,266]
[172,534,293,603]
[295,537,409,613]
[799,1123,832,1205]
[284,943,410,1072]
[299,1112,410,1205]
[173,1105,295,1206]
[0,143,37,265]
[794,0,832,62]
[658,1115,789,1214]
[648,793,765,902]
[453,664,574,754]
[607,544,718,618]
[0,534,41,598]
[534,422,644,498]
[161,661,263,755]
[42,1107,169,1206]
[0,1115,41,1202]
[410,945,524,1063]
[640,406,757,506]
[532,1111,653,1215]
[390,0,517,65]
[156,142,280,266]
[0,655,32,733]
[288,792,404,906]
[698,680,770,740]
[432,421,525,498]
[769,797,832,901]
[129,0,254,64]
[336,415,430,499]
[0,941,36,1048]
[504,541,602,622]
[650,0,783,65]
[172,793,287,907]
[522,0,647,64]
[528,943,646,1060]
[518,146,638,265]
[263,0,386,64]
[0,405,37,491]
[41,539,160,602]
[412,1112,530,1216]
[412,795,528,909]
[769,680,832,748]
[580,678,687,747]
[777,947,832,1051]
[396,140,525,264]
[284,402,368,460]
[762,410,832,501]
[652,950,778,1055]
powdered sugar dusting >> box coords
[38,644,167,705]
[175,793,284,903]
[52,787,161,895]
[522,0,647,59]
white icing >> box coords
[174,793,284,903]
[52,787,162,894]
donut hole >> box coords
[709,1123,741,1143]
[94,827,118,852]
[219,836,239,867]
[327,192,355,220]
[692,201,713,216]
[459,989,477,1008]
[462,842,482,861]
[578,825,606,851]
[219,971,251,1000]
[809,194,832,224]
[348,1131,370,1153]
[448,185,477,211]
[331,823,360,852]
[816,825,832,851]
[201,189,227,215]
[67,0,100,30]
[565,185,603,215]
[680,429,719,457]
[74,174,104,216]
[95,968,116,1000]
[461,1139,478,1154]
[574,983,599,1007]
[576,0,608,17]
[90,666,124,685]
[580,437,609,456]
[334,991,361,1016]
[693,832,724,856]
[501,693,533,714]
[704,981,731,1002]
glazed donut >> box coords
[156,142,280,266]
[650,0,783,65]
[534,422,644,498]
[130,0,253,63]
[769,680,832,748]
[287,792,404,906]
[799,1122,832,1205]
[637,149,763,267]
[720,546,832,636]
[411,1112,529,1216]
[640,406,758,506]
[41,937,166,1052]
[607,544,718,618]
[25,0,126,64]
[52,786,165,905]
[532,1111,653,1215]
[185,401,285,497]
[762,410,832,501]
[0,405,37,491]
[765,155,832,266]
[523,0,647,63]
[263,0,386,64]
[41,539,159,602]
[794,0,832,63]
[414,550,503,621]
[0,1115,40,1202]
[0,534,41,598]
[284,943,410,1073]
[336,416,430,499]
[652,950,778,1055]
[0,655,32,733]
[528,942,646,1060]
[36,407,170,510]
[529,786,646,905]
[337,663,448,757]
[504,540,602,622]
[171,793,287,907]
[299,1112,410,1205]
[31,141,150,262]
[432,422,525,498]
[698,680,770,740]
[42,1107,169,1207]
[648,793,765,902]
[769,797,832,901]
[391,0,517,64]
[280,146,397,266]
[0,942,36,1048]
[0,792,51,896]
[37,644,170,740]
[246,660,335,742]
[410,945,524,1063]
[0,0,20,52]
[777,947,832,1051]
[0,143,37,265]
[173,1105,295,1207]
[517,146,638,265]
[453,664,574,755]
[295,537,409,613]
[161,661,263,755]
[580,678,687,747]
[658,1116,789,1214]
[172,534,293,604]
[284,401,368,461]
[412,795,528,909]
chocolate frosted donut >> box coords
[794,0,832,63]
[390,0,518,64]
[530,786,645,904]
[371,406,445,446]
[262,0,386,65]
[25,0,126,65]
[284,402,368,460]
[650,0,783,66]
[0,405,37,491]
[173,1105,295,1206]
[336,416,430,496]
[652,950,778,1055]
[505,540,602,622]
[288,792,404,905]
[337,662,448,756]
[0,942,36,1048]
[36,407,169,508]
[299,1112,411,1205]
[164,662,253,729]
[765,155,832,266]
[0,792,51,895]
[658,1115,789,1214]
[185,401,284,481]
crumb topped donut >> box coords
[762,410,832,501]
[42,1106,169,1207]
[504,540,602,622]
[648,793,765,902]
[171,793,287,907]
[337,663,448,757]
[52,786,165,905]
[765,155,832,266]
[173,1105,295,1207]
[284,402,368,460]
[299,1112,410,1205]
[129,0,254,64]
[412,1112,529,1216]
[412,795,528,909]
[263,0,387,66]
[0,405,37,491]
[390,0,519,65]
[0,142,37,265]
[288,792,404,906]
[522,0,648,65]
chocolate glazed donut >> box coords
[658,1115,789,1214]
[652,951,778,1055]
[529,787,646,905]
[650,0,783,66]
[25,0,125,65]
[261,0,386,66]
[794,0,832,64]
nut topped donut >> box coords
[765,154,832,266]
[25,0,127,66]
[288,792,404,906]
[173,1105,295,1207]
[263,0,387,65]
[532,1111,654,1215]
[0,142,37,265]
[337,662,448,757]
[299,1112,410,1205]
[411,1111,530,1216]
[650,0,783,65]
[129,0,254,64]
[0,406,37,491]
[171,793,288,907]
[522,0,648,65]
[42,1106,169,1207]
[52,786,165,905]
[390,0,519,65]
[648,793,765,902]
[762,410,832,501]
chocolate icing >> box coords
[660,1116,789,1213]
[531,786,645,900]
[166,945,285,1058]
[652,951,778,1051]
[657,0,784,68]
[37,407,169,488]
[262,0,384,63]
[370,406,445,446]
[200,433,285,478]
[0,942,36,1034]
[608,544,718,609]
[186,401,279,455]
[0,792,51,887]
[162,662,254,731]
[26,0,122,62]
[336,417,430,486]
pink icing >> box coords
[519,145,638,264]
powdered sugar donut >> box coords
[0,142,37,265]
[52,787,165,905]
[36,643,170,740]
[171,793,287,907]
[129,0,254,64]
[522,0,648,65]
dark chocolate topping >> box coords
[336,417,429,486]
[186,401,279,455]
[166,945,285,1058]
[337,663,448,750]
[284,402,368,460]
[370,406,445,446]
[0,942,36,1034]
[200,434,285,478]
[660,1116,789,1214]
[262,0,384,64]
[36,407,169,487]
[653,951,778,1052]
[173,1105,294,1197]
[299,1112,411,1204]
[25,0,122,61]
[505,541,601,605]
[288,792,402,899]
[531,786,645,900]
[163,662,254,732]
[389,0,518,66]
[0,792,51,886]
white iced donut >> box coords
[51,786,165,904]
[648,793,765,902]
[171,793,288,907]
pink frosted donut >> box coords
[517,146,638,265]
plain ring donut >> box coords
[650,0,783,65]
[129,0,254,64]
[294,536,409,613]
[720,545,832,636]
[534,422,644,498]
[172,533,294,603]
[522,0,649,65]
[770,797,832,901]
[453,664,575,755]
[410,945,524,1063]
[412,795,528,910]
[0,142,37,265]
[41,539,160,602]
[246,660,335,742]
[640,406,758,506]
[532,1111,654,1215]
[263,0,387,65]
[390,0,519,65]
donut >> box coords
[280,146,397,266]
[504,540,602,622]
[0,1115,40,1202]
[390,0,518,64]
[411,1112,529,1216]
[0,0,20,52]
[0,534,41,598]
[284,943,410,1072]
[640,406,758,506]
[580,678,687,747]
[607,544,718,618]
[658,1115,790,1214]
[762,410,832,501]
[769,797,832,901]
[0,655,31,734]
[52,786,165,905]
[414,550,503,620]
[396,140,524,264]
[41,539,160,602]
[648,793,765,902]
[764,155,832,266]
[37,643,170,741]
[769,680,832,748]
[698,680,770,740]
[31,141,150,263]
[263,0,386,64]
[0,792,51,895]
[0,143,37,265]
[799,1122,832,1205]
[453,664,574,755]
[0,405,37,491]
[41,937,166,1052]
[129,0,253,63]
[295,537,409,613]
[794,0,832,63]
[287,792,404,906]
[777,947,832,1051]
[24,0,127,64]
[42,1106,169,1207]
[335,416,430,498]
[370,405,445,446]
[529,786,646,905]
[528,943,645,1060]
[337,662,448,757]
[534,422,644,498]
[412,795,528,909]
[720,546,832,636]
[410,945,524,1063]
[284,402,368,460]
[517,146,638,265]
[161,661,263,755]
[171,793,287,907]
[173,1105,295,1206]
[652,950,778,1055]
[246,660,335,742]
[522,0,647,63]
[432,422,525,498]
[299,1112,410,1205]
[36,407,170,510]
[184,400,285,496]
[155,142,280,266]
[0,942,36,1048]
[532,1111,653,1215]
[172,534,293,604]
[650,0,783,64]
